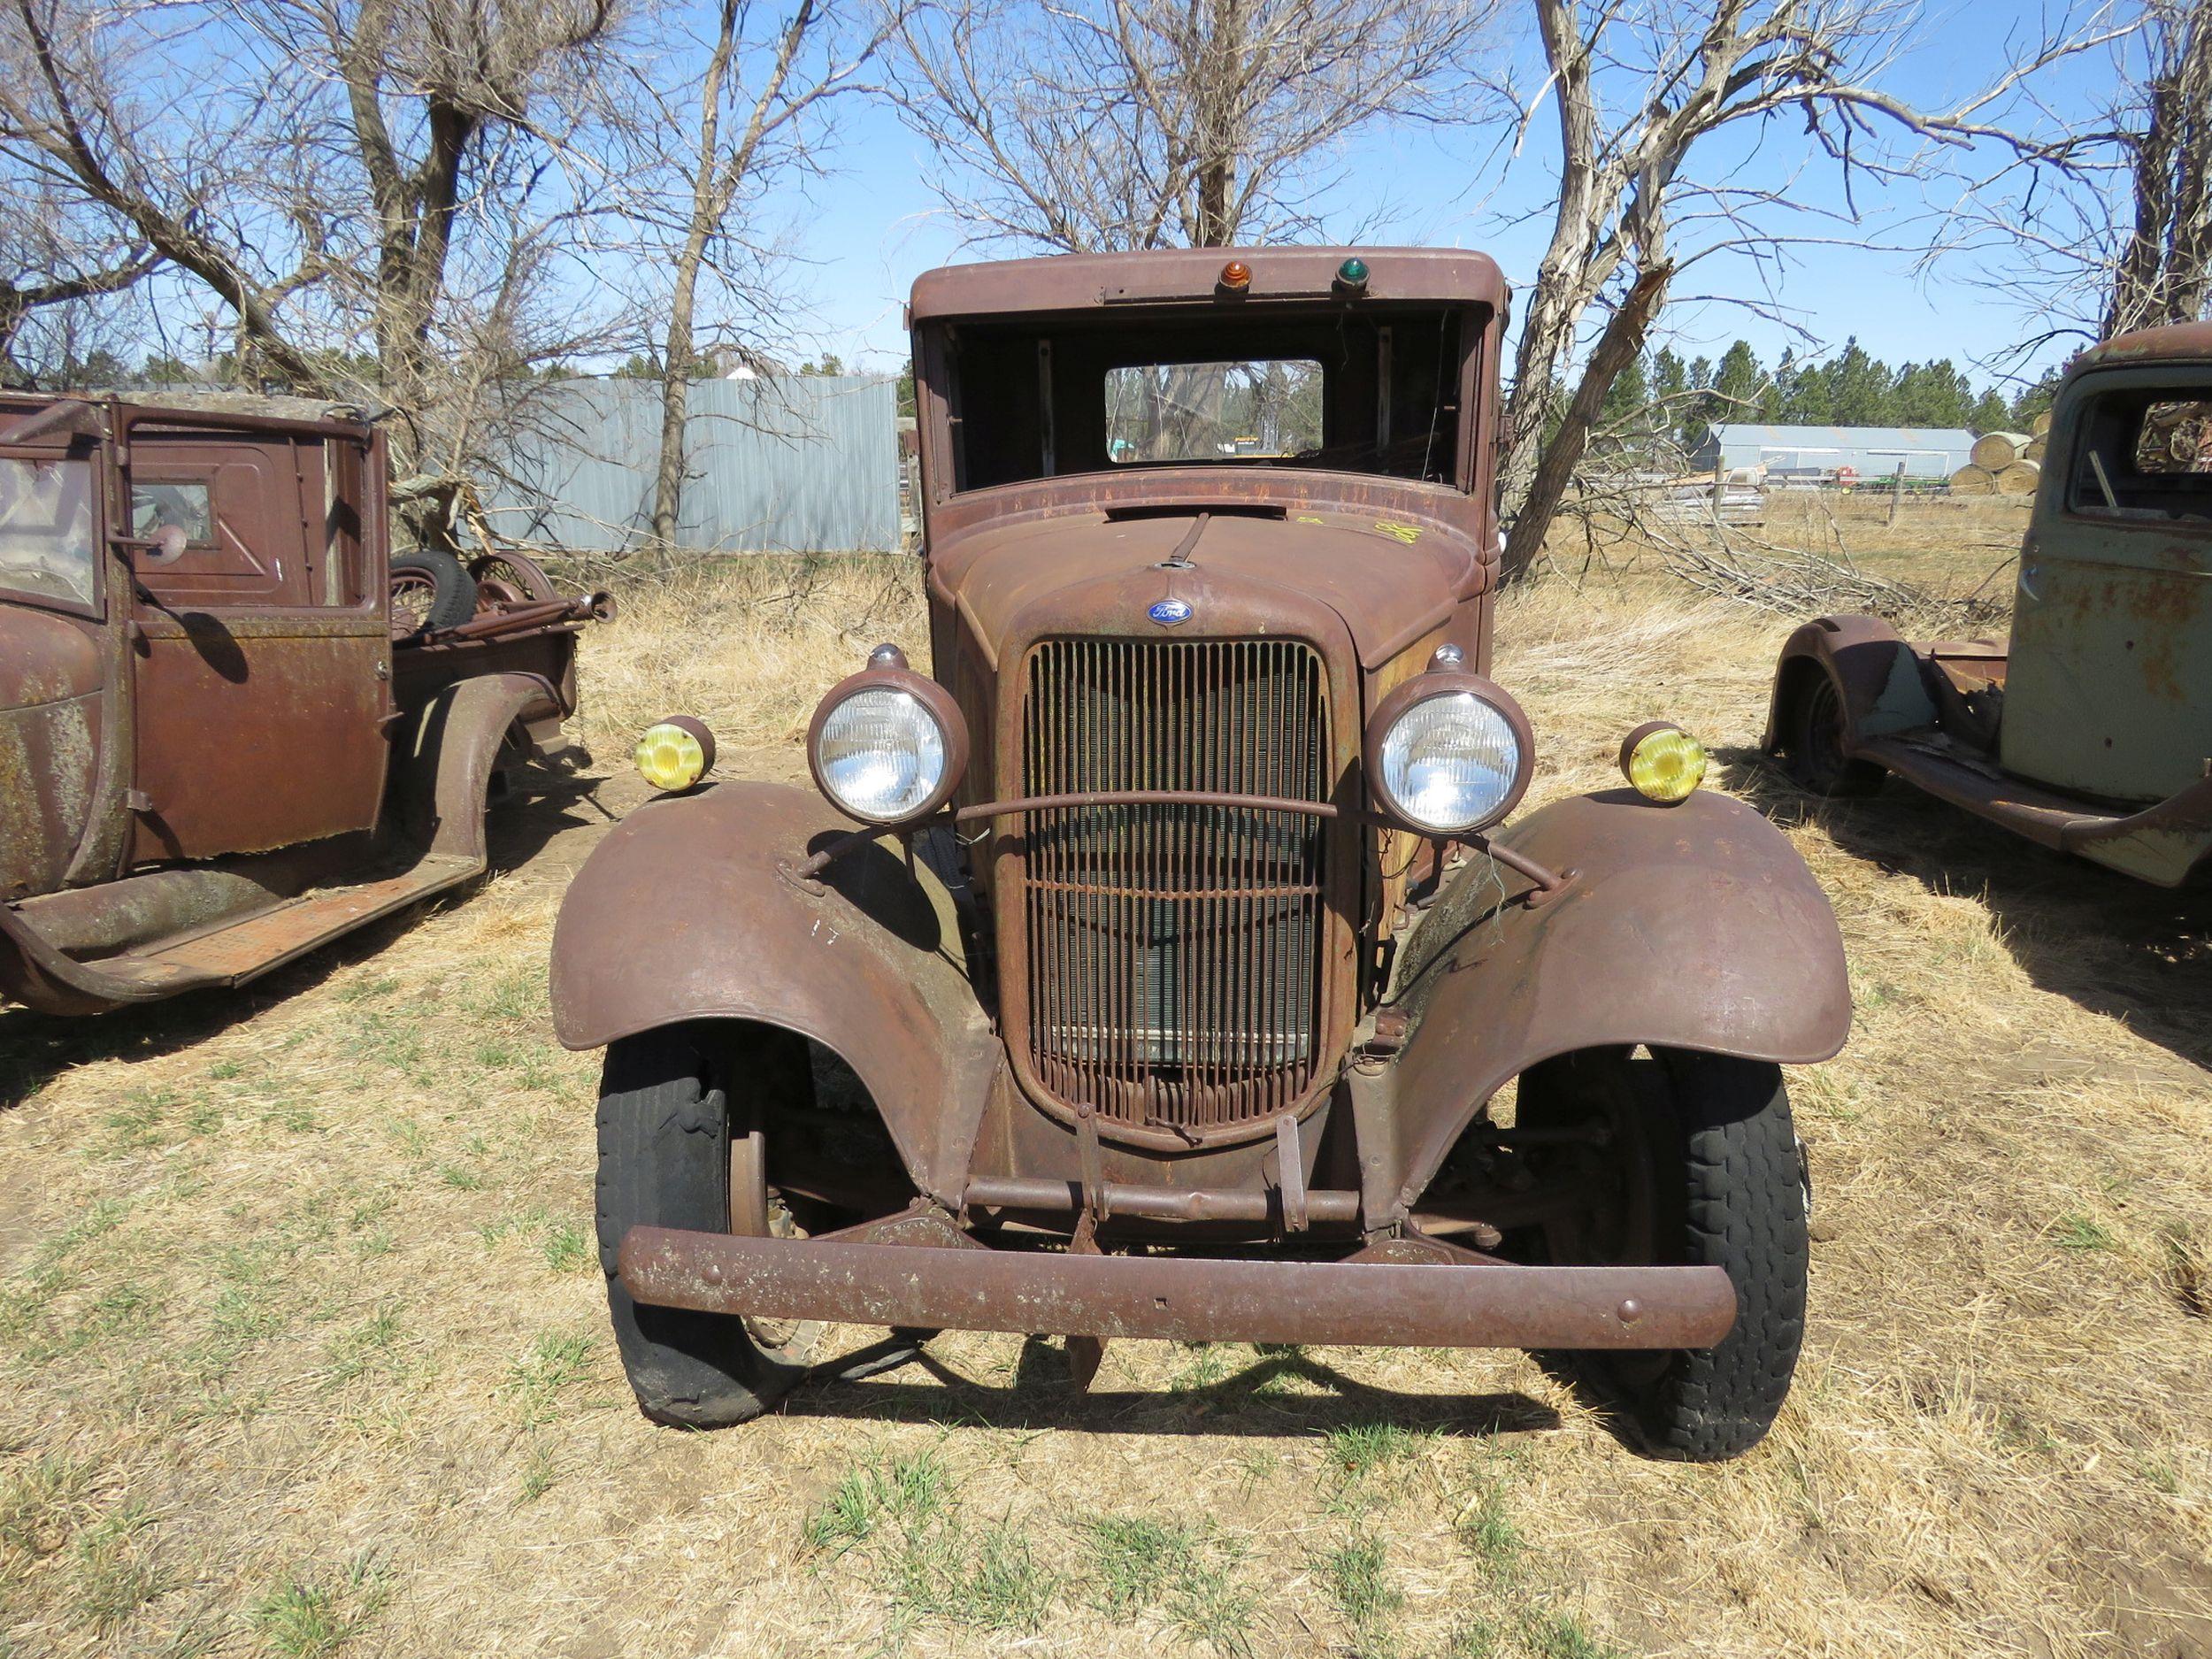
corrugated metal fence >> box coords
[481,374,898,554]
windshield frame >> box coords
[0,444,105,620]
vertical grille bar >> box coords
[1019,636,1329,1134]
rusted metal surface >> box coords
[549,780,1005,1200]
[962,1172,1362,1225]
[1018,636,1332,1139]
[1386,787,1852,1214]
[0,609,104,899]
[1765,329,2212,885]
[1,388,605,1015]
[910,246,1508,325]
[618,1225,1738,1350]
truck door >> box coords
[125,419,392,864]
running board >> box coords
[1,855,480,1012]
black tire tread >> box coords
[1786,672,1886,798]
[595,1028,799,1428]
[1650,1050,1808,1460]
[390,549,479,634]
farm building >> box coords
[1691,423,1978,480]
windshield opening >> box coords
[937,305,1477,493]
[0,455,98,608]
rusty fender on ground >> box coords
[1763,613,1937,754]
[549,780,1002,1195]
[1385,787,1852,1214]
[388,671,563,865]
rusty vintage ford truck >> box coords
[552,249,1851,1460]
[1,392,607,1016]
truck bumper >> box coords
[617,1226,1739,1351]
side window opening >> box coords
[2069,391,2212,519]
[131,480,214,549]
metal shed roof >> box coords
[1708,424,1977,453]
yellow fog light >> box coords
[1620,720,1706,803]
[635,716,716,792]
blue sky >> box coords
[770,2,2119,394]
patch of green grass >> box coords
[388,1120,430,1161]
[326,1310,404,1383]
[2138,1456,2181,1494]
[1317,1535,1402,1656]
[210,1284,286,1346]
[804,1450,952,1549]
[0,1453,97,1558]
[207,1059,245,1081]
[1167,1343,1231,1393]
[518,1448,557,1504]
[335,974,401,1003]
[1519,1606,1617,1659]
[937,1525,1054,1631]
[1450,1618,1505,1658]
[1325,1422,1424,1479]
[472,966,546,1026]
[1456,1479,1523,1580]
[543,1225,592,1275]
[251,1556,387,1656]
[98,1088,174,1156]
[503,1333,594,1427]
[1087,1515,1193,1618]
[352,1230,395,1262]
[2052,1212,2116,1252]
[437,1164,485,1193]
[71,1507,169,1631]
[186,1100,227,1135]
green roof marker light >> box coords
[1336,257,1370,292]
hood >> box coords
[933,506,1484,670]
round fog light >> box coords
[635,716,716,792]
[1621,721,1706,803]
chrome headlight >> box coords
[1364,671,1533,834]
[807,653,968,826]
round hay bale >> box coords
[1971,431,2031,468]
[1994,458,2042,495]
[2024,434,2046,462]
[2030,410,2053,438]
[1949,465,1998,495]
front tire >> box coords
[1519,1047,1808,1461]
[1782,672,1886,797]
[595,1026,807,1427]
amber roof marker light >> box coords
[1217,259,1253,295]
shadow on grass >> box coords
[1717,745,2212,1076]
[0,766,621,1109]
[780,1333,1562,1440]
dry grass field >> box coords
[3,501,2208,1659]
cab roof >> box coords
[909,246,1509,323]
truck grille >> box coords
[1018,637,1331,1135]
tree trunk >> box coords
[1502,263,1673,581]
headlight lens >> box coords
[1377,689,1524,833]
[814,687,948,822]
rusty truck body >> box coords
[552,249,1851,1460]
[1768,322,2212,886]
[0,393,606,1016]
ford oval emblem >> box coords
[1148,597,1193,626]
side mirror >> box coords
[147,523,188,564]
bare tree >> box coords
[0,176,155,386]
[0,0,636,541]
[1492,0,2130,580]
[642,0,898,552]
[1938,0,2208,348]
[892,0,1501,251]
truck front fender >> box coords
[549,781,1001,1200]
[1763,613,1935,753]
[1387,787,1850,1212]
